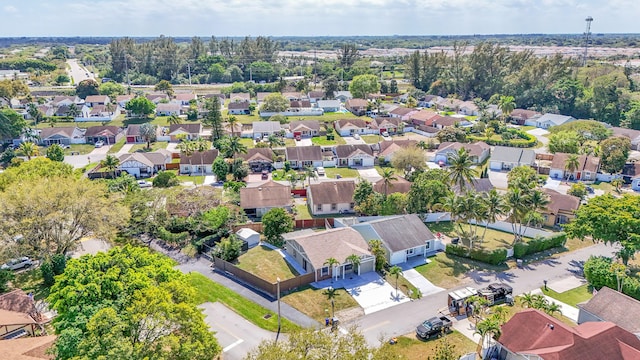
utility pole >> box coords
[249,65,253,82]
[276,277,281,342]
[583,16,593,67]
[123,53,130,88]
[187,61,192,86]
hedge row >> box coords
[467,132,537,148]
[513,233,567,259]
[445,244,508,265]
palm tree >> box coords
[323,257,340,281]
[345,254,361,276]
[506,187,529,244]
[564,154,580,181]
[481,189,507,243]
[457,190,486,248]
[520,293,535,308]
[27,103,43,124]
[18,141,38,160]
[545,302,563,317]
[388,265,403,299]
[484,127,495,141]
[525,189,550,229]
[498,95,516,123]
[168,114,182,125]
[268,134,285,149]
[227,115,239,137]
[323,286,339,319]
[475,316,501,351]
[447,148,477,191]
[66,103,80,119]
[466,295,490,324]
[100,154,120,178]
[222,136,247,160]
[380,168,397,198]
[303,165,317,188]
[177,140,195,174]
[368,239,386,272]
[491,306,510,325]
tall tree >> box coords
[267,134,284,149]
[155,80,174,97]
[204,96,223,141]
[125,97,156,118]
[481,189,507,242]
[139,123,158,149]
[261,93,289,113]
[564,154,581,180]
[75,79,100,99]
[368,239,386,272]
[498,95,516,122]
[380,168,397,198]
[388,265,403,298]
[599,136,630,174]
[391,146,426,178]
[349,74,380,99]
[303,165,317,187]
[262,208,293,246]
[337,44,359,69]
[100,154,120,179]
[46,144,65,162]
[0,108,27,139]
[177,140,195,174]
[226,115,239,137]
[447,148,477,190]
[220,136,247,159]
[345,254,361,276]
[18,141,38,160]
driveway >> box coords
[89,145,110,155]
[357,168,381,183]
[165,142,179,152]
[118,143,134,154]
[295,138,312,146]
[402,269,444,297]
[527,128,549,153]
[488,170,508,190]
[344,136,366,145]
[71,238,112,258]
[201,302,277,360]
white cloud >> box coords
[4,5,18,13]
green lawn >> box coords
[520,125,536,131]
[311,135,347,146]
[374,166,398,176]
[10,268,49,301]
[130,141,168,153]
[176,174,205,185]
[107,138,126,154]
[187,272,300,333]
[282,286,360,323]
[415,252,508,289]
[272,169,299,181]
[239,138,256,149]
[324,167,359,179]
[65,143,97,155]
[591,181,615,194]
[284,138,296,147]
[426,222,530,250]
[294,204,312,220]
[384,272,421,300]
[236,245,298,283]
[541,284,593,307]
[383,331,476,359]
[361,135,382,144]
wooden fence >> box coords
[231,218,333,234]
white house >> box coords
[317,99,341,112]
[252,121,282,139]
[534,113,575,129]
[489,146,536,171]
[334,144,374,167]
[351,214,438,266]
[117,150,172,178]
[334,91,353,103]
[156,103,181,116]
[179,149,219,175]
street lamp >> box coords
[276,277,281,342]
[328,286,335,319]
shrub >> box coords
[583,255,640,301]
[153,171,180,187]
[445,244,507,265]
[513,233,567,258]
[158,226,191,247]
[212,235,244,261]
[468,130,536,148]
[0,269,15,293]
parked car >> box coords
[382,131,390,137]
[416,316,452,339]
[353,134,361,140]
[137,180,152,188]
[261,170,269,180]
[1,257,33,271]
[94,140,104,148]
[316,167,326,176]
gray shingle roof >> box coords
[287,227,370,270]
[308,180,356,204]
[240,180,291,209]
[578,286,640,335]
[252,121,281,133]
[285,146,322,161]
[491,146,536,164]
[364,214,436,252]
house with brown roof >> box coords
[0,289,48,340]
[435,141,491,165]
[289,100,312,108]
[409,110,441,127]
[578,286,640,337]
[334,118,372,137]
[432,116,460,129]
[179,149,219,175]
[38,127,86,146]
[549,153,600,181]
[509,109,541,125]
[85,126,123,145]
[115,94,135,108]
[345,98,368,116]
[289,120,320,138]
[377,140,419,162]
[125,124,162,144]
[334,144,374,167]
[373,176,412,195]
[389,107,418,121]
[458,101,479,116]
[351,214,438,266]
[256,92,272,104]
[286,146,323,169]
[285,227,375,282]
[117,150,172,178]
[494,308,640,360]
[541,188,580,227]
[0,334,56,358]
[172,93,197,105]
[612,127,640,150]
[240,180,292,218]
[228,100,251,115]
[240,148,274,172]
[435,97,464,112]
[371,117,402,135]
[229,92,251,102]
[146,93,170,104]
[307,180,356,215]
[155,102,181,116]
[168,123,203,142]
[307,90,325,103]
[84,95,110,107]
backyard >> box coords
[282,285,360,323]
[311,135,347,146]
[324,167,359,179]
[235,245,298,283]
[541,284,593,307]
[294,204,312,220]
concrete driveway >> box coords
[488,170,508,190]
[402,269,444,297]
[89,145,111,155]
[527,128,549,153]
[357,168,381,183]
[295,138,312,146]
[71,238,112,258]
[344,136,366,145]
[201,302,277,360]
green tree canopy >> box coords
[349,74,380,99]
[262,208,293,246]
[0,79,29,103]
[391,146,426,177]
[0,108,27,139]
[45,143,65,162]
[261,93,289,112]
[99,81,126,98]
[548,130,582,154]
[48,246,220,360]
[0,157,75,191]
[75,79,100,99]
[125,96,156,117]
[599,136,630,174]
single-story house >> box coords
[307,180,356,215]
[0,289,46,340]
[84,95,110,107]
[435,97,464,112]
[452,178,495,194]
[351,214,437,266]
[146,93,170,104]
[52,95,82,107]
[373,176,412,195]
[38,127,86,146]
[85,126,122,145]
[419,95,441,108]
[252,121,282,139]
[229,92,251,102]
[256,92,272,104]
[228,100,251,115]
[125,124,161,144]
[282,92,305,101]
[236,228,260,249]
[549,153,600,181]
[371,117,402,134]
[612,127,640,150]
[307,90,325,103]
[168,123,203,142]
[117,150,172,178]
[345,98,368,116]
[432,116,460,129]
[317,99,341,112]
[53,105,70,117]
[489,146,536,171]
[409,110,441,127]
[458,101,478,116]
[389,107,418,121]
[334,144,374,167]
[80,104,118,119]
[289,120,320,138]
[510,109,541,125]
[240,148,275,172]
[285,146,323,169]
[173,93,197,105]
[179,149,219,175]
[240,180,292,218]
[534,113,576,129]
[334,118,370,137]
[285,227,375,282]
[541,188,580,227]
[116,94,135,108]
[289,100,312,108]
[334,91,352,102]
[496,308,640,360]
[628,163,640,191]
[577,286,640,337]
[377,140,418,163]
[155,103,181,116]
[35,105,55,118]
[435,141,491,165]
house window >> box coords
[316,204,322,211]
[321,266,329,276]
[406,248,415,256]
[331,204,337,211]
[425,242,430,249]
[344,264,353,271]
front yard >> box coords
[130,141,168,153]
[282,286,360,323]
[361,135,381,144]
[64,144,96,155]
[426,222,531,251]
[382,331,476,359]
[311,135,347,146]
[415,252,508,289]
[324,167,359,179]
[235,245,298,283]
[541,284,593,307]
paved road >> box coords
[348,242,617,345]
[67,59,94,84]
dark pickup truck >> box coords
[416,316,453,339]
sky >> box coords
[1,0,639,37]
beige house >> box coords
[307,180,356,215]
[240,180,292,218]
[542,189,580,227]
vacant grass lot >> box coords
[541,284,592,307]
[415,252,508,289]
[175,174,205,185]
[426,222,531,250]
[236,245,298,283]
[130,141,168,153]
[382,331,476,359]
[311,135,347,146]
[187,272,300,333]
[324,167,359,179]
[282,286,360,323]
[361,135,382,144]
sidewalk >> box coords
[530,288,580,322]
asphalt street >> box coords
[66,59,94,84]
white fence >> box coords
[423,212,554,238]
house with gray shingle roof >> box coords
[489,146,536,171]
[535,113,576,129]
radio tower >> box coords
[583,16,593,66]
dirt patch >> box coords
[334,306,365,323]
